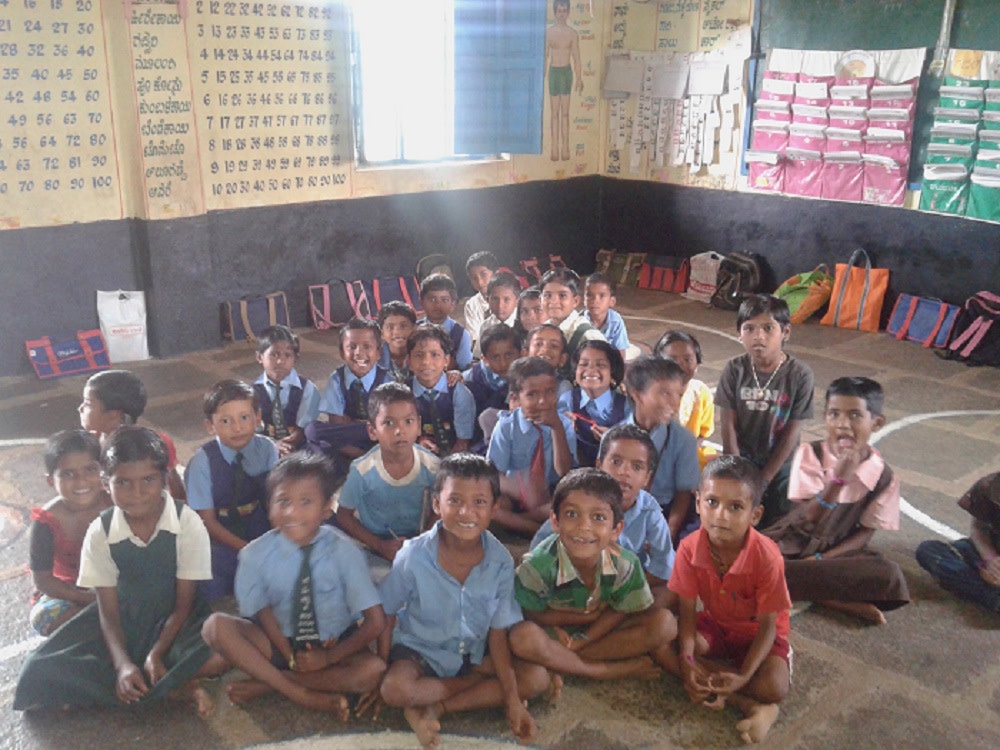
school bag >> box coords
[372,275,424,317]
[940,291,1000,367]
[309,278,355,330]
[683,251,724,303]
[886,294,960,349]
[709,252,765,311]
[774,265,834,324]
[416,254,454,282]
[637,255,690,294]
[25,329,111,380]
[221,292,290,344]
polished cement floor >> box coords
[0,289,998,749]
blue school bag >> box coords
[886,294,960,349]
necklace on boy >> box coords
[707,543,731,579]
[750,352,787,399]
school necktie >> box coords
[529,422,547,484]
[290,543,321,650]
[348,379,367,420]
[230,452,247,538]
[271,381,288,439]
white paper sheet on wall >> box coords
[689,59,728,96]
[604,56,645,94]
[651,63,689,99]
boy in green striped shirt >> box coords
[510,469,677,687]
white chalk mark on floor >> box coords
[620,316,743,344]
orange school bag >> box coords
[820,248,889,333]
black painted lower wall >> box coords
[2,175,997,377]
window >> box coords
[350,0,546,166]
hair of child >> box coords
[518,286,541,304]
[539,267,582,296]
[624,355,686,395]
[432,452,501,502]
[701,455,766,507]
[596,423,656,468]
[506,356,557,395]
[367,381,418,422]
[527,323,568,353]
[465,251,500,274]
[736,293,791,330]
[256,324,299,355]
[102,425,169,476]
[480,323,522,358]
[266,451,339,507]
[573,339,625,388]
[826,376,885,417]
[653,329,703,364]
[486,271,522,298]
[406,323,453,357]
[584,271,617,296]
[553,0,570,10]
[339,317,383,346]
[377,300,417,326]
[44,429,102,476]
[203,379,258,419]
[419,273,458,301]
[552,467,624,525]
[84,370,147,424]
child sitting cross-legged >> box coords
[27,430,112,636]
[530,424,676,608]
[408,324,476,457]
[510,468,677,683]
[369,454,550,750]
[336,383,441,581]
[305,318,389,467]
[202,452,386,717]
[487,356,577,536]
[186,379,279,601]
[559,339,628,468]
[667,455,791,745]
[765,376,909,624]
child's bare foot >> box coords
[736,703,780,744]
[819,600,887,624]
[226,678,272,704]
[404,703,443,749]
[546,673,564,704]
[295,691,349,719]
[192,683,215,717]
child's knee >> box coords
[508,621,548,660]
[516,661,551,699]
[201,612,227,646]
[379,663,416,707]
[753,658,790,704]
[640,607,677,646]
[356,654,388,692]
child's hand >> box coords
[376,537,405,562]
[551,626,573,649]
[143,650,167,686]
[115,662,149,704]
[356,683,385,721]
[445,370,464,388]
[506,698,537,744]
[293,642,331,672]
[706,669,748,696]
[590,423,609,442]
[277,438,296,457]
[832,447,863,484]
[979,556,1000,586]
[417,436,440,455]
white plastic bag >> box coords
[97,290,150,363]
[683,252,724,303]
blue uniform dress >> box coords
[253,369,320,439]
[14,500,213,709]
[186,434,278,600]
[558,387,629,468]
[379,522,523,678]
[236,525,381,641]
[530,489,675,581]
[306,365,389,458]
[488,408,578,489]
[411,373,475,454]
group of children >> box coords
[15,250,998,748]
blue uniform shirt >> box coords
[487,408,578,487]
[253,369,320,427]
[185,435,278,512]
[379,522,522,678]
[625,415,700,508]
[412,373,476,440]
[318,365,381,416]
[584,308,630,350]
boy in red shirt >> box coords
[667,455,791,745]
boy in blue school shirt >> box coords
[253,325,320,456]
[378,301,417,384]
[305,318,389,466]
[336,383,440,582]
[488,356,577,536]
[530,424,675,608]
[407,325,476,457]
[624,356,701,547]
[369,454,548,749]
[202,452,386,716]
[417,274,473,370]
[464,324,520,451]
[186,379,279,601]
[583,272,630,359]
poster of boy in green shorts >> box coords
[546,0,583,161]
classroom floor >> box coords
[1,289,999,750]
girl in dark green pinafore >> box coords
[14,426,227,712]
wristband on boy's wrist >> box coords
[815,493,837,510]
[829,476,846,486]
[978,554,999,570]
